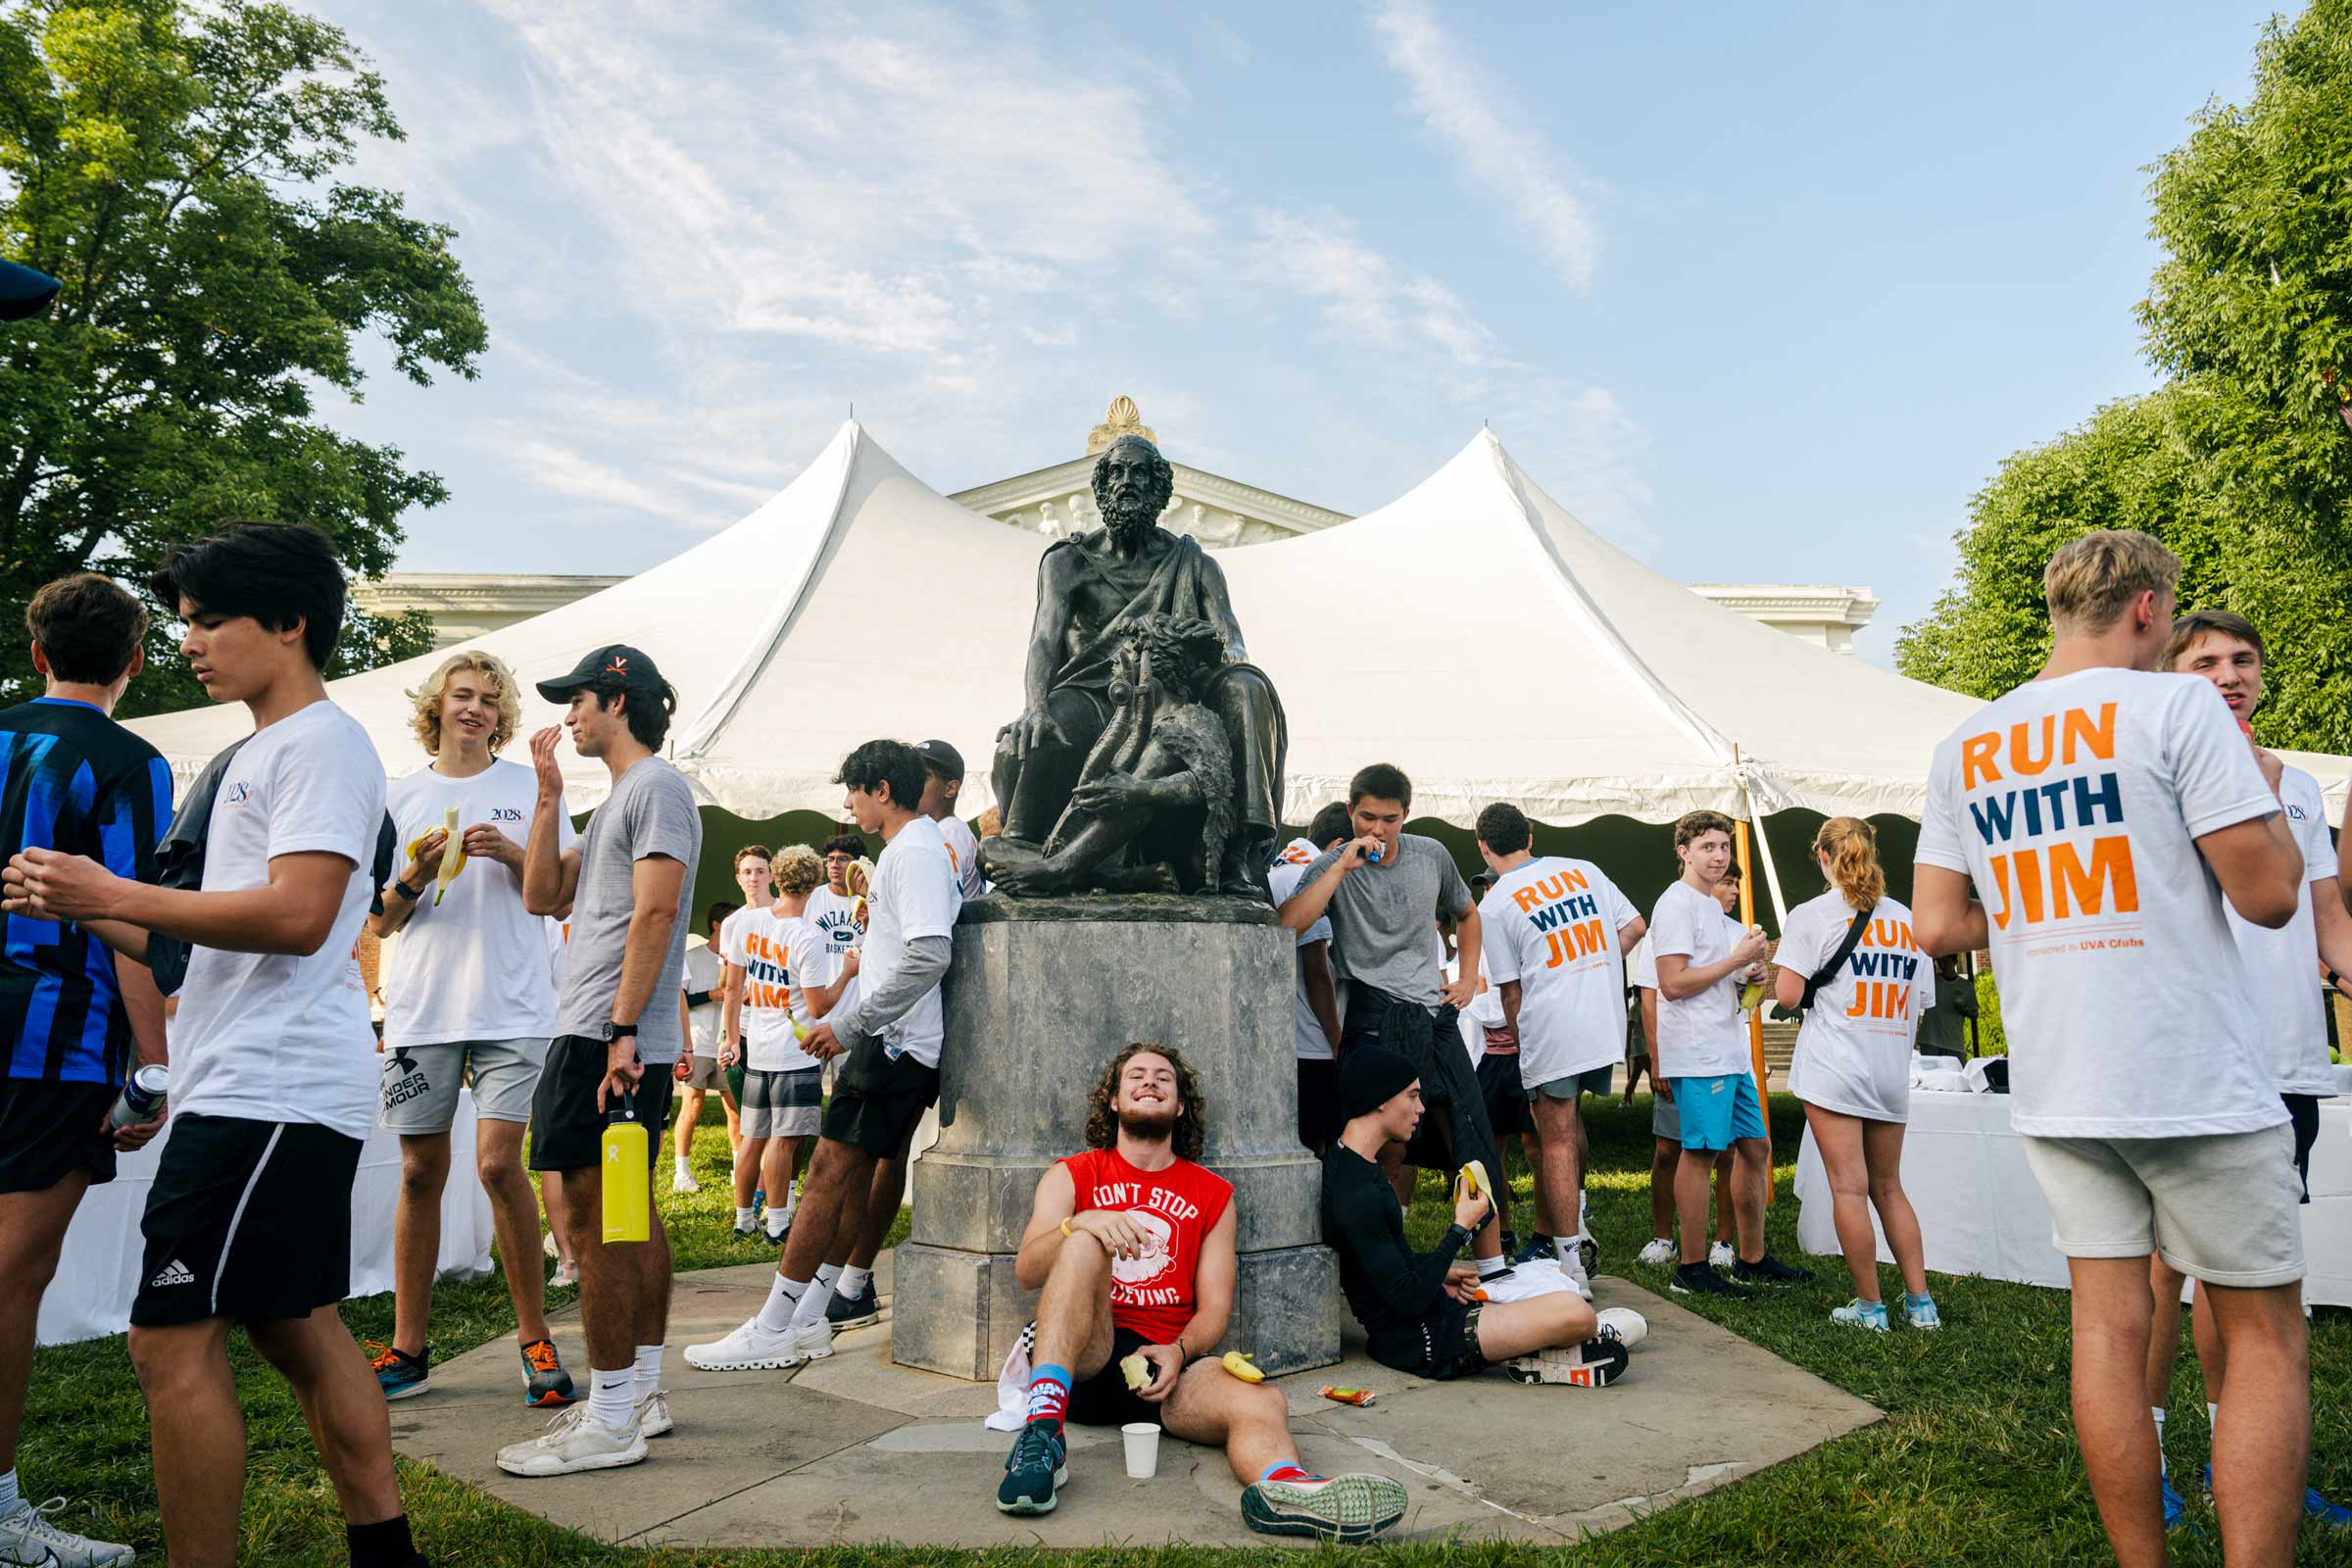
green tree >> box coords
[1902,0,2352,750]
[0,0,483,714]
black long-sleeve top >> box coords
[1320,1143,1472,1344]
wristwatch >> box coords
[602,1020,639,1043]
[393,878,424,902]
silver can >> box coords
[109,1063,169,1129]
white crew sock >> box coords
[633,1343,663,1403]
[1554,1236,1578,1263]
[0,1467,20,1519]
[588,1368,635,1433]
[757,1273,808,1334]
[794,1263,840,1327]
[838,1264,872,1298]
[736,1204,756,1229]
[674,1155,690,1176]
[766,1209,791,1241]
[2152,1406,2169,1479]
[1475,1254,1506,1279]
[2208,1400,2220,1432]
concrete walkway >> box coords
[387,1255,1880,1551]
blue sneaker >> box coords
[1830,1298,1889,1332]
[1508,1233,1555,1267]
[2162,1475,2187,1530]
[996,1422,1067,1514]
[2305,1488,2352,1526]
[1903,1295,1941,1330]
[369,1342,429,1400]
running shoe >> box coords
[1830,1298,1890,1332]
[2162,1475,2187,1530]
[1508,1233,1555,1268]
[1669,1262,1753,1300]
[672,1166,700,1194]
[1240,1473,1410,1543]
[826,1280,882,1329]
[996,1422,1068,1515]
[369,1343,430,1400]
[1504,1325,1632,1387]
[637,1390,673,1438]
[732,1219,763,1244]
[683,1315,831,1371]
[495,1403,647,1477]
[1575,1231,1599,1276]
[1732,1254,1814,1285]
[765,1221,792,1250]
[551,1258,580,1289]
[1707,1240,1735,1269]
[0,1496,134,1566]
[1636,1237,1678,1267]
[1904,1296,1942,1331]
[520,1338,574,1407]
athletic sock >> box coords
[673,1155,690,1176]
[1258,1461,1325,1487]
[587,1368,635,1433]
[1476,1254,1506,1279]
[766,1213,790,1242]
[735,1205,756,1229]
[783,1178,801,1224]
[757,1273,808,1333]
[2152,1406,2169,1479]
[2207,1400,2220,1433]
[1553,1236,1577,1264]
[632,1343,663,1403]
[347,1513,417,1568]
[1025,1363,1072,1427]
[794,1263,840,1327]
[0,1467,19,1518]
[839,1264,872,1298]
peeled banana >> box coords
[1452,1159,1491,1205]
[1119,1350,1152,1391]
[1220,1350,1264,1384]
[406,807,466,906]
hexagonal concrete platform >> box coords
[386,1257,1880,1549]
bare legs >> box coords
[1530,1095,1585,1252]
[1650,1137,1733,1246]
[778,1138,879,1284]
[1471,1290,1598,1362]
[559,1157,673,1375]
[392,1119,547,1356]
[1802,1103,1926,1303]
[1675,1140,1762,1265]
[0,1175,91,1487]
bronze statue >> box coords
[981,434,1286,897]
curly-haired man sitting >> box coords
[997,1043,1409,1542]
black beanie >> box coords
[1339,1043,1418,1121]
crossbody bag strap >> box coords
[1799,903,1876,1014]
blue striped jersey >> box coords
[0,698,172,1084]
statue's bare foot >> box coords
[993,858,1073,898]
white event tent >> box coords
[126,418,2351,910]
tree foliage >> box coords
[0,0,484,713]
[1901,0,2352,751]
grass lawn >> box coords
[22,1093,2350,1565]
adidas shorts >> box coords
[739,1065,821,1139]
[378,1036,546,1133]
[131,1114,362,1326]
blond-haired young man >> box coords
[368,650,578,1407]
[1915,531,2310,1567]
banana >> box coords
[432,807,465,905]
[1453,1159,1491,1205]
[1119,1350,1152,1391]
[1220,1350,1264,1384]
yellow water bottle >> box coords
[601,1088,650,1244]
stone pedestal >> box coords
[891,895,1341,1382]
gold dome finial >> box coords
[1086,394,1157,454]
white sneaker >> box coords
[0,1498,134,1566]
[671,1167,700,1194]
[637,1389,673,1437]
[494,1403,647,1477]
[683,1315,830,1371]
[1596,1305,1649,1348]
[1708,1240,1735,1269]
[1637,1237,1677,1267]
[551,1258,579,1289]
[1557,1247,1594,1298]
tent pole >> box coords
[1730,747,1775,1191]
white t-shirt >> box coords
[1268,840,1339,1061]
[781,913,837,1032]
[170,701,386,1142]
[1916,667,2285,1138]
[379,758,577,1048]
[1648,879,1752,1079]
[939,814,986,901]
[1626,935,1656,991]
[806,885,864,961]
[1481,857,1642,1085]
[683,940,723,1057]
[2226,763,2339,1097]
[852,815,960,1067]
[1779,891,1921,1122]
[723,904,817,1072]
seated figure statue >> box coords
[991,613,1234,897]
[980,433,1286,898]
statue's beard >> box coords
[1099,489,1160,543]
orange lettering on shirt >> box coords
[2010,714,2056,776]
[2062,704,2117,763]
[1962,730,2003,790]
[2049,836,2137,918]
[1513,885,1546,913]
[1987,854,2014,930]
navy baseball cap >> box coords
[535,644,668,703]
[913,738,965,780]
[0,259,62,321]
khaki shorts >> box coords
[380,1037,547,1132]
[2021,1124,2305,1289]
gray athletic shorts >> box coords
[1651,1089,1681,1142]
[380,1037,546,1132]
[679,1054,725,1091]
[2021,1124,2305,1289]
[740,1066,822,1139]
[1531,1063,1616,1101]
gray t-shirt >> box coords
[554,756,703,1064]
[1298,834,1473,1008]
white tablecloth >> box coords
[39,1090,498,1347]
[1793,1089,2351,1307]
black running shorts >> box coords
[0,1077,118,1194]
[1366,1299,1487,1382]
[1475,1052,1527,1139]
[820,1035,938,1157]
[1067,1325,1207,1429]
[131,1114,362,1326]
[528,1035,677,1173]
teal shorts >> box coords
[1672,1072,1765,1152]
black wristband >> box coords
[392,878,423,902]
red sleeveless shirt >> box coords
[1060,1147,1234,1345]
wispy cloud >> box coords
[1370,0,1597,292]
[1248,210,1503,372]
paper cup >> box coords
[1120,1421,1161,1479]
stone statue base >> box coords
[890,895,1341,1382]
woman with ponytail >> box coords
[1771,817,1938,1332]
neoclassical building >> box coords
[356,397,1879,655]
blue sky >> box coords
[313,0,2289,663]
